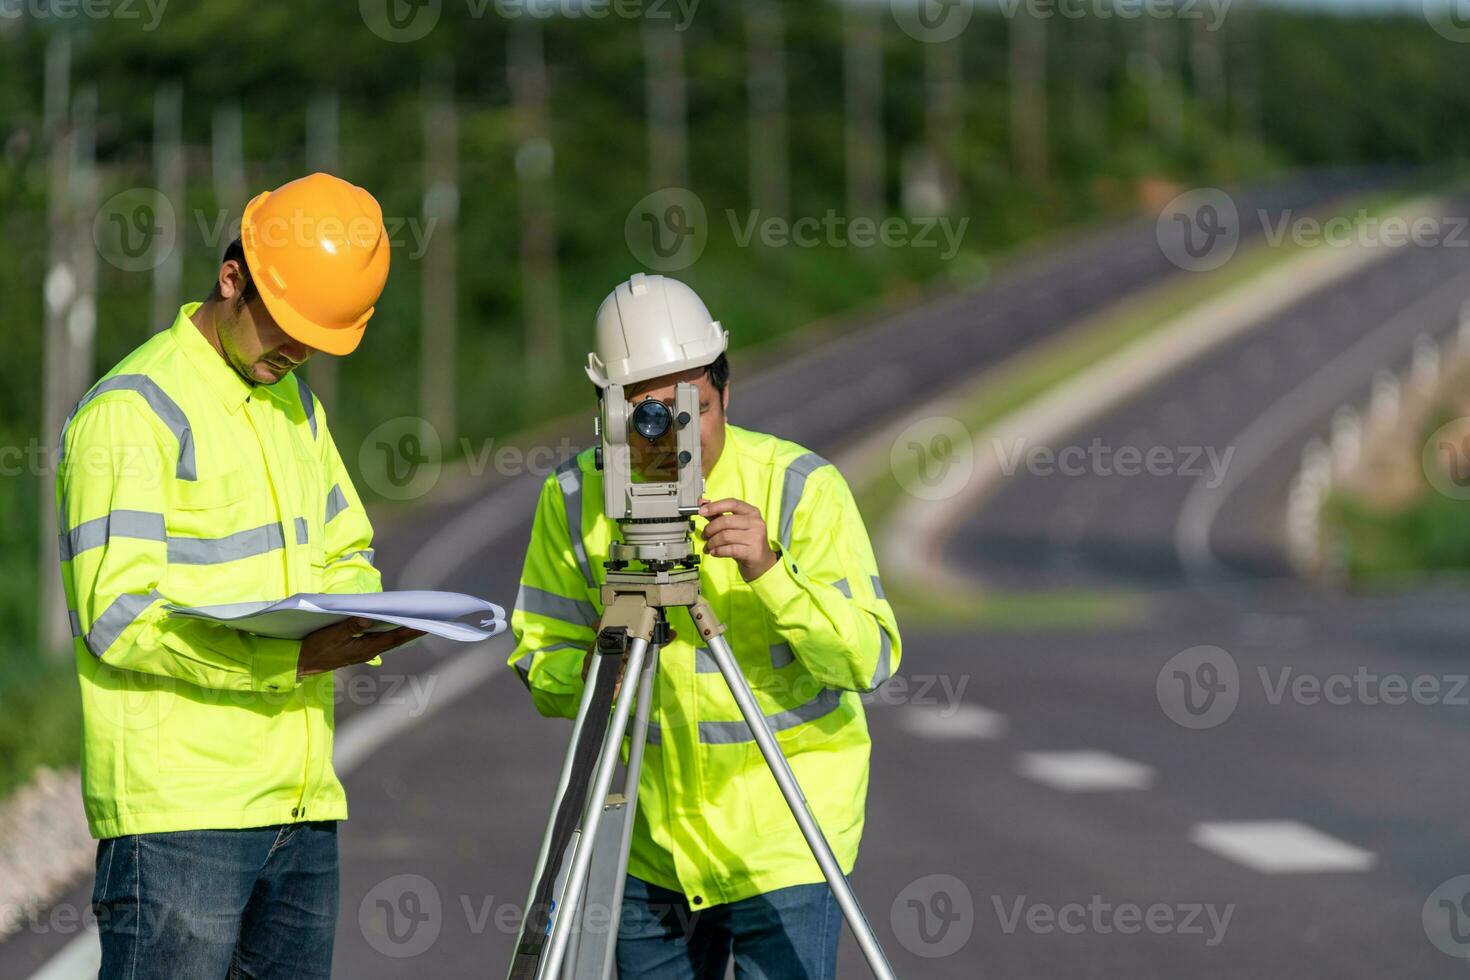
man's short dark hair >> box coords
[594,352,731,404]
[704,352,729,396]
[214,237,259,308]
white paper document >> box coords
[167,591,507,643]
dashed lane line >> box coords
[1016,750,1158,792]
[1190,820,1376,874]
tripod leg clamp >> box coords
[597,626,629,656]
[689,595,727,644]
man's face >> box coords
[216,262,316,385]
[625,366,728,480]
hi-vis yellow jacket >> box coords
[56,304,381,840]
[510,424,901,907]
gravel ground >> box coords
[0,768,92,940]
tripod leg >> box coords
[510,649,625,980]
[594,642,659,979]
[539,636,651,980]
[704,632,898,980]
[516,648,608,938]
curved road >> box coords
[938,196,1470,977]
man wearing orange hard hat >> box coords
[55,172,422,978]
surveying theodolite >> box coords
[506,382,897,980]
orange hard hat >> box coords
[240,172,391,356]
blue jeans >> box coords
[616,875,841,980]
[92,823,339,980]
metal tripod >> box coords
[506,561,898,980]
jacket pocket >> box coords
[166,468,255,539]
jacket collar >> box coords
[170,302,256,414]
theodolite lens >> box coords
[632,399,674,441]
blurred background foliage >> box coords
[1,0,1468,791]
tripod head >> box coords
[594,381,703,572]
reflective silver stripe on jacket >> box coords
[516,585,598,628]
[690,645,794,672]
[515,641,584,688]
[328,548,375,567]
[695,646,720,673]
[58,510,167,562]
[167,522,286,565]
[825,580,894,688]
[83,589,162,658]
[326,485,348,522]
[59,511,296,566]
[646,688,846,746]
[868,617,895,691]
[61,374,197,480]
[295,517,309,544]
[832,576,889,601]
[555,457,596,588]
[296,375,317,438]
[778,452,831,550]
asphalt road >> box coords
[1,169,1430,979]
[941,197,1470,976]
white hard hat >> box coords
[586,273,729,388]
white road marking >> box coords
[896,704,1007,741]
[1015,750,1156,792]
[24,931,98,980]
[1190,820,1376,874]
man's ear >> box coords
[217,259,248,302]
[721,383,730,417]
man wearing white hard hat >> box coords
[510,273,902,977]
